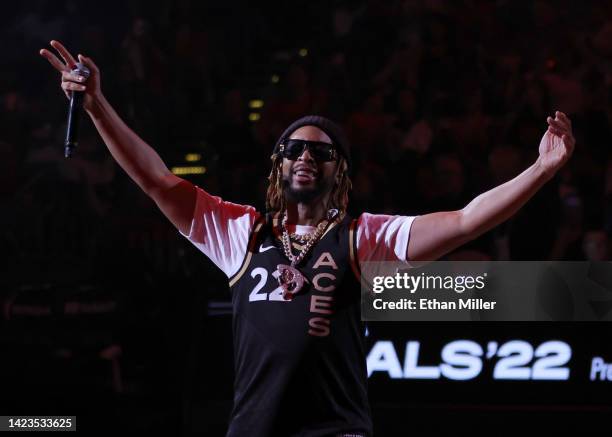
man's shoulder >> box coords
[355,212,398,224]
[193,185,260,218]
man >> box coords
[41,40,575,437]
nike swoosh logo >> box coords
[259,244,275,253]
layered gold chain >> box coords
[280,209,343,267]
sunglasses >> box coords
[279,139,338,162]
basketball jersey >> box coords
[226,213,372,437]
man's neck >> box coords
[285,201,328,226]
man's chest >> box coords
[231,233,357,341]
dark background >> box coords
[2,0,612,435]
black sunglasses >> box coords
[278,139,338,162]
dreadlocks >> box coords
[265,154,352,213]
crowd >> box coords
[4,1,612,275]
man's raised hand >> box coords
[538,111,576,178]
[39,40,101,112]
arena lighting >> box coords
[249,113,261,122]
[184,153,201,162]
[298,48,308,57]
[249,99,264,109]
[271,74,280,84]
[170,166,206,175]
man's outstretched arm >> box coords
[407,111,575,263]
[40,40,196,235]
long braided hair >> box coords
[265,153,352,214]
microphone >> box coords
[64,62,91,158]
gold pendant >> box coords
[276,264,305,300]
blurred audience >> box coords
[3,0,612,273]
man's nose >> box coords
[297,145,315,162]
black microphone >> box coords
[64,62,91,158]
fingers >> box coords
[547,126,565,137]
[61,81,86,93]
[61,70,88,99]
[547,110,574,134]
[548,110,572,132]
[546,111,576,153]
[39,40,79,73]
[556,111,572,129]
[78,54,99,75]
[39,48,68,73]
[50,40,77,69]
[62,71,87,83]
[547,116,568,136]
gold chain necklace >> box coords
[276,209,343,300]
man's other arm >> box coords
[407,111,575,264]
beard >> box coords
[281,172,335,205]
